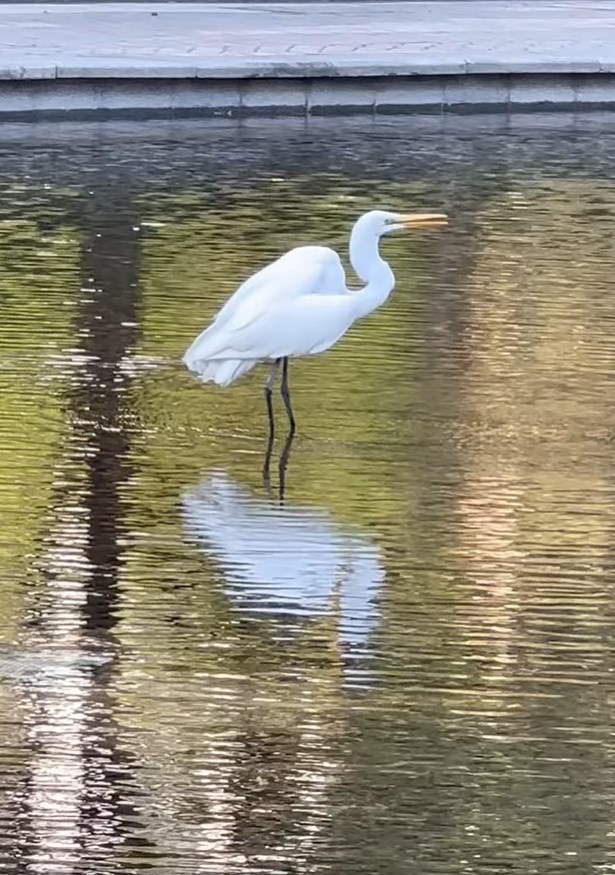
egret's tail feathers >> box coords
[183,355,258,387]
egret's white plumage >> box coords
[183,245,349,386]
[182,208,447,431]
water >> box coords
[2,113,615,873]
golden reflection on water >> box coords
[1,117,615,872]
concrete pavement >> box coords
[0,1,615,117]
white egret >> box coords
[182,208,447,435]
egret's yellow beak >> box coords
[398,213,448,229]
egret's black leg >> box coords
[264,359,281,439]
[280,356,296,435]
[263,359,281,494]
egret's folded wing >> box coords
[212,245,347,330]
[208,294,356,361]
[184,247,348,365]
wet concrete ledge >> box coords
[0,72,614,119]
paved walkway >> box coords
[1,1,615,78]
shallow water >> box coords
[2,113,615,873]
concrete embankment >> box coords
[0,1,614,118]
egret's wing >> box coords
[184,246,348,365]
[202,294,356,361]
[212,245,347,331]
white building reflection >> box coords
[7,495,123,873]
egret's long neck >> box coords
[349,222,395,320]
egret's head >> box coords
[357,209,448,237]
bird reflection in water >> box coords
[262,429,295,502]
[180,470,384,864]
[181,468,384,673]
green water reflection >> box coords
[0,116,615,873]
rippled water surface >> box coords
[3,114,615,873]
